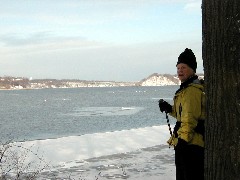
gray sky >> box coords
[0,0,203,81]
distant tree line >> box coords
[0,76,30,89]
[0,76,136,89]
[0,74,204,89]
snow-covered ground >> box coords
[12,125,176,179]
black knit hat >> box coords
[176,48,197,72]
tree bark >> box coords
[202,0,240,179]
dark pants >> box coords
[175,144,204,180]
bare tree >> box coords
[202,0,240,179]
[0,141,49,179]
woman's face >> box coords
[177,63,195,82]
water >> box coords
[0,86,178,179]
[0,86,177,142]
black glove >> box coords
[158,99,172,113]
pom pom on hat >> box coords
[176,48,197,72]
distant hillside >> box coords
[138,73,204,86]
[138,73,180,86]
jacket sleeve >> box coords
[177,87,202,142]
[169,106,176,118]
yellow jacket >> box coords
[168,79,205,147]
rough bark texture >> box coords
[202,0,240,179]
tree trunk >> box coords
[202,0,240,180]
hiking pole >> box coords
[158,99,173,137]
[163,112,173,148]
[165,112,173,137]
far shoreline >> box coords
[0,85,178,91]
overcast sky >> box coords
[0,0,202,81]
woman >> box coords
[159,48,205,180]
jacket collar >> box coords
[175,75,198,94]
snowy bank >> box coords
[12,125,176,179]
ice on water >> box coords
[64,106,144,117]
